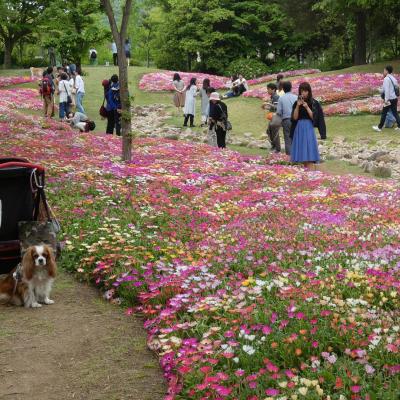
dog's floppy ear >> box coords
[45,245,57,278]
[22,246,36,280]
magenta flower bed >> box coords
[324,96,400,116]
[1,79,399,400]
[139,71,229,92]
[0,88,42,111]
[244,73,400,104]
[247,69,320,86]
[0,75,34,88]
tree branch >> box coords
[121,0,133,39]
[100,0,120,43]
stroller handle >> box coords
[0,162,45,172]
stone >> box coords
[368,151,389,161]
[362,161,374,173]
[349,157,359,166]
[332,136,346,144]
[376,154,397,163]
[373,165,392,178]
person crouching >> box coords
[67,112,96,132]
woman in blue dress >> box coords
[290,82,320,169]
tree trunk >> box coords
[101,0,133,162]
[118,43,132,161]
[3,39,14,69]
[354,11,367,65]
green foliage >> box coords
[267,59,304,74]
[225,58,268,79]
[0,0,50,67]
[41,0,108,65]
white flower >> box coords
[242,345,255,355]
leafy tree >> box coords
[0,0,48,68]
[41,0,108,67]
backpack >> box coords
[90,50,97,59]
[40,76,52,96]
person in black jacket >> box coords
[290,94,326,140]
[208,92,228,148]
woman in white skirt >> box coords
[199,78,210,127]
[183,77,198,127]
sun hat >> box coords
[209,92,220,101]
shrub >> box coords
[267,59,304,74]
[225,58,269,79]
[20,56,47,68]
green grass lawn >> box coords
[2,61,400,177]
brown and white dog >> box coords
[0,245,56,308]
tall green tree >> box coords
[42,0,107,67]
[0,0,48,68]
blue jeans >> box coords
[59,102,68,119]
[76,92,85,113]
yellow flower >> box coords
[316,385,324,396]
[298,387,308,396]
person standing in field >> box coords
[373,65,400,132]
[290,82,325,168]
[58,72,71,121]
[40,67,55,118]
[199,78,211,127]
[276,81,298,155]
[74,69,85,114]
[172,73,185,114]
[89,48,98,65]
[208,92,229,148]
[183,77,198,127]
[105,74,121,136]
[111,42,118,66]
[263,83,281,153]
[124,39,131,67]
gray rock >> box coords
[368,151,389,161]
[373,165,392,178]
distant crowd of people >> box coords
[38,57,400,169]
[172,73,230,148]
[39,64,96,133]
[39,63,122,136]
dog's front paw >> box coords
[44,298,54,305]
[31,302,42,308]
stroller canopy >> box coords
[0,157,46,273]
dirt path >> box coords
[0,270,165,400]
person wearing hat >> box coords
[208,92,228,148]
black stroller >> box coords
[0,157,58,274]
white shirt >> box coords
[111,42,117,53]
[233,78,249,91]
[58,80,71,103]
[382,74,399,102]
[75,75,85,94]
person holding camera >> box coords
[290,82,324,169]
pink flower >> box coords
[265,388,280,396]
[351,385,362,393]
[214,385,232,396]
